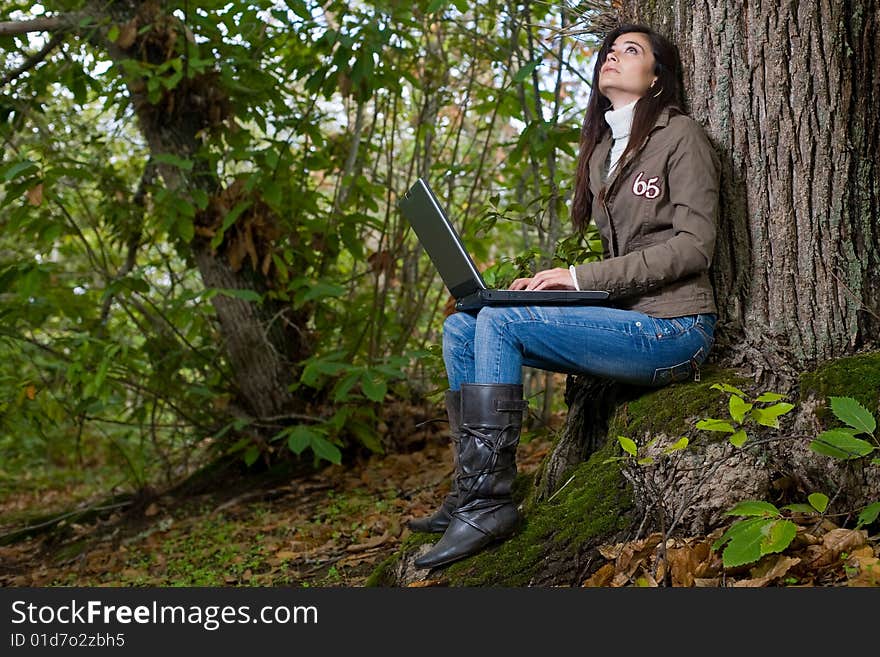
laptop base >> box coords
[455,289,610,312]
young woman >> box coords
[411,24,721,569]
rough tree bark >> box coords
[539,0,880,498]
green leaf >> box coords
[696,418,735,433]
[751,403,795,428]
[856,501,880,528]
[712,517,766,567]
[725,500,780,518]
[332,371,362,402]
[310,436,342,465]
[175,217,194,243]
[152,153,194,171]
[636,457,655,466]
[243,445,260,467]
[513,60,541,83]
[346,417,383,454]
[808,492,829,513]
[755,392,787,402]
[729,395,753,423]
[360,371,387,403]
[285,425,319,455]
[761,519,798,556]
[211,200,253,249]
[2,160,38,182]
[711,382,747,397]
[426,0,448,12]
[810,429,876,460]
[295,282,346,304]
[617,435,637,457]
[729,429,748,448]
[829,396,876,435]
[262,180,282,209]
[662,437,689,454]
[223,436,250,453]
[107,24,120,42]
[211,287,262,303]
[782,503,816,514]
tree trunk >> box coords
[609,0,880,380]
[535,376,646,498]
[100,1,311,424]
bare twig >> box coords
[0,501,132,545]
[0,33,65,87]
[547,473,576,502]
[831,267,880,322]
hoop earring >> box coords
[652,86,663,98]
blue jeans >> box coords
[442,305,717,390]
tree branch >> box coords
[0,15,84,37]
[0,33,65,87]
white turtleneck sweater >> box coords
[604,98,638,179]
[569,99,638,289]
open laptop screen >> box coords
[397,178,486,300]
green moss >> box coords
[608,364,752,440]
[800,351,880,423]
[363,553,397,587]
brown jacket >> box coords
[572,105,721,318]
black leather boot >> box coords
[407,390,462,533]
[414,383,527,569]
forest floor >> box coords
[1,400,878,587]
[0,401,556,588]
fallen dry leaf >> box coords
[751,554,801,581]
[666,544,700,587]
[845,546,880,587]
[599,532,663,579]
[582,563,615,587]
[805,528,868,568]
[733,555,801,587]
[407,579,447,587]
[822,528,867,554]
[274,550,302,560]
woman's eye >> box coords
[627,46,637,54]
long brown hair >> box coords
[571,24,686,232]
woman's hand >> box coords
[508,267,576,291]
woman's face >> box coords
[597,32,657,101]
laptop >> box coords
[397,178,610,312]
